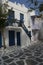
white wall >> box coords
[30,15,43,41]
[38,18,43,40]
[8,1,29,27]
[21,28,30,48]
[5,27,30,48]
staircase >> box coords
[6,19,31,40]
[19,22,31,40]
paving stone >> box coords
[36,58,43,62]
[2,56,9,60]
[14,58,18,61]
[27,55,32,58]
[3,62,7,65]
[40,55,43,58]
[26,59,37,65]
[13,52,19,55]
[0,59,1,61]
[20,55,26,59]
[29,46,36,50]
[24,49,31,53]
[20,57,25,59]
[9,54,14,57]
[9,62,16,65]
[35,48,41,51]
[14,52,23,58]
[34,52,41,56]
[16,60,24,65]
[25,53,32,56]
[27,56,35,60]
[39,63,43,65]
[0,62,1,64]
[4,58,14,63]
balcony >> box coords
[6,19,23,27]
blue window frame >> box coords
[20,13,24,23]
[8,10,14,19]
[7,10,15,25]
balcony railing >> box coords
[6,19,21,26]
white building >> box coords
[30,9,43,42]
[0,0,31,48]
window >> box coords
[7,10,15,25]
[31,16,35,25]
[8,10,14,19]
[20,13,24,23]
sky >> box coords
[9,0,43,8]
[9,0,30,8]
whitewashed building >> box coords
[0,0,31,48]
[30,9,43,42]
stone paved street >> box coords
[0,41,43,65]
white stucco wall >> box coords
[30,14,43,41]
[5,27,21,47]
[4,27,30,48]
[38,18,43,40]
[21,28,30,48]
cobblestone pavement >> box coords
[0,41,43,65]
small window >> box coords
[31,16,35,25]
[20,13,24,22]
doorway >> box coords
[9,30,15,46]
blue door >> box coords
[9,31,15,46]
[0,32,2,48]
[17,32,21,46]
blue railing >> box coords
[20,23,31,40]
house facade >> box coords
[30,9,43,42]
[0,0,31,48]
